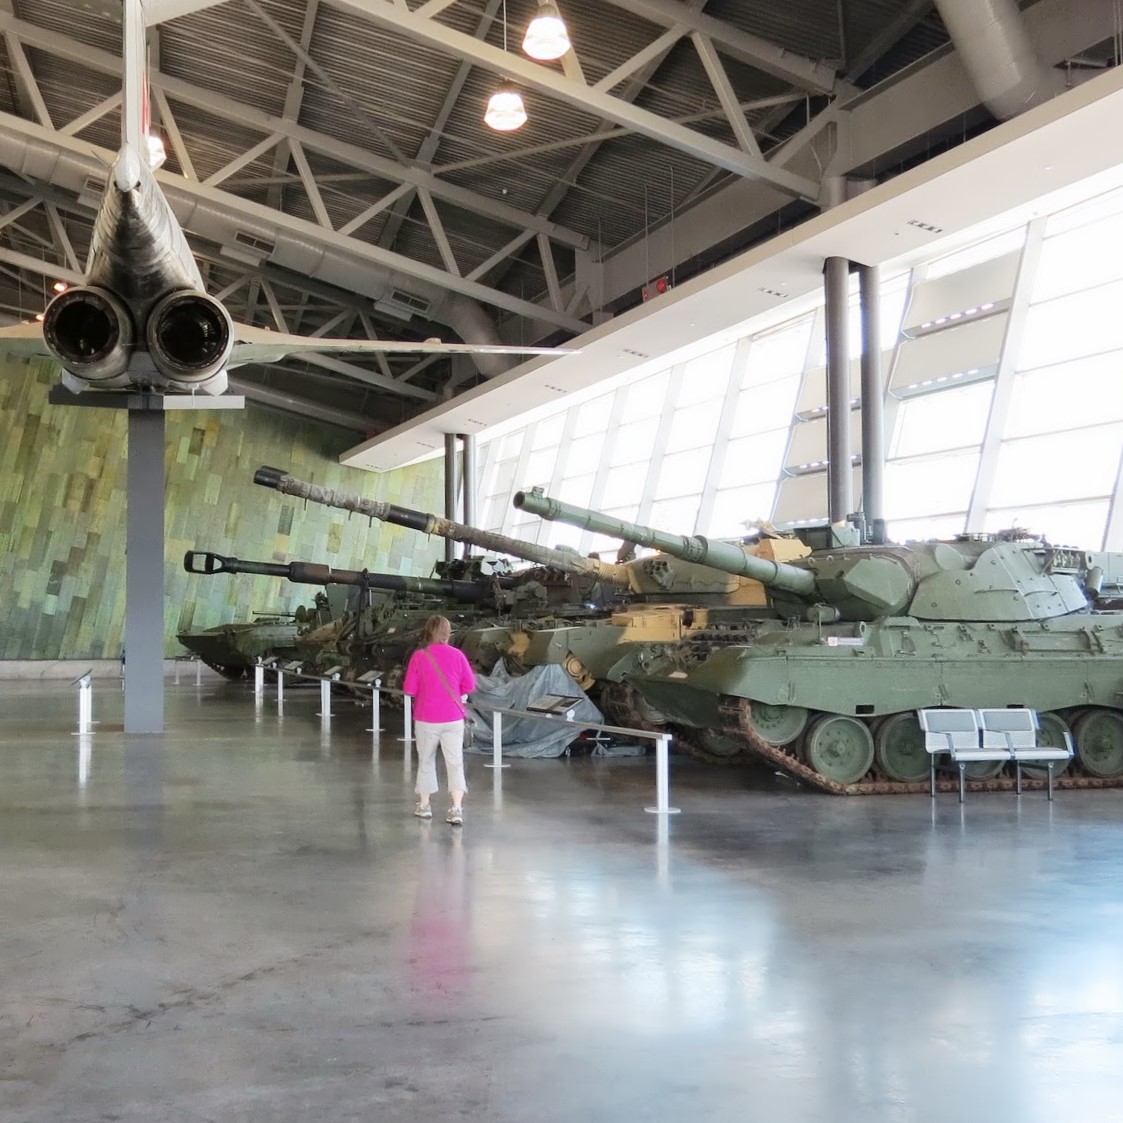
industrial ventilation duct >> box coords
[933,0,1052,120]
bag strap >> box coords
[422,648,468,717]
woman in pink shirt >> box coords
[401,615,477,825]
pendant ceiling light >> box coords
[522,0,571,60]
[485,0,528,132]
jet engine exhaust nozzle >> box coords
[146,290,233,391]
[41,285,134,386]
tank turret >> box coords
[514,488,1106,623]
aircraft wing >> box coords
[229,323,578,368]
[0,323,52,358]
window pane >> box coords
[720,429,790,488]
[521,448,558,491]
[649,495,703,534]
[1006,352,1123,436]
[743,318,814,387]
[708,483,778,535]
[990,425,1123,506]
[883,451,980,519]
[532,414,566,447]
[611,416,661,465]
[624,370,672,418]
[1046,182,1123,236]
[678,345,735,404]
[890,382,993,458]
[484,493,509,531]
[601,463,650,509]
[498,431,525,459]
[556,473,595,508]
[1019,279,1123,370]
[984,500,1110,550]
[565,431,606,474]
[655,447,714,499]
[575,393,615,434]
[485,458,518,502]
[729,376,800,438]
[665,399,724,453]
[885,514,967,543]
[1032,212,1123,303]
[926,228,1027,280]
[879,282,909,349]
[509,518,544,545]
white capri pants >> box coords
[414,719,468,796]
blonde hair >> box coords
[422,615,452,644]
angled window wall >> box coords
[477,180,1123,558]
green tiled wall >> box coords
[0,359,445,658]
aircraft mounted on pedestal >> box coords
[0,0,575,398]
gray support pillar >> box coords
[459,433,478,560]
[124,407,166,734]
[858,262,885,541]
[444,433,459,565]
[824,255,852,522]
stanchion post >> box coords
[485,709,509,770]
[366,679,382,742]
[195,657,202,686]
[73,672,94,737]
[317,678,332,719]
[174,659,181,685]
[276,669,285,707]
[644,733,680,815]
[399,694,414,745]
[254,659,264,696]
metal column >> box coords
[443,433,459,565]
[824,255,852,523]
[460,433,477,558]
[124,407,166,733]
[858,263,885,542]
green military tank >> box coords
[249,466,810,690]
[176,613,309,679]
[513,487,1123,794]
[184,548,559,683]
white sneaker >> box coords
[446,807,463,825]
[414,803,432,819]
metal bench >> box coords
[918,708,991,802]
[977,708,1073,801]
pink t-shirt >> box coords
[402,643,477,723]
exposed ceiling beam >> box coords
[600,0,849,94]
[326,0,821,199]
[227,373,375,433]
[0,106,588,334]
[145,0,232,25]
[0,14,590,253]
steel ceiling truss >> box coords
[0,13,589,332]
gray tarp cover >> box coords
[465,662,603,758]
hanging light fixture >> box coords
[485,0,528,131]
[485,82,528,131]
[522,0,570,61]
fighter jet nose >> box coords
[113,146,143,192]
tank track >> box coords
[720,698,1123,795]
[583,683,1123,793]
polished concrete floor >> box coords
[2,677,1122,1123]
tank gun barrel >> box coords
[253,466,631,588]
[513,487,817,596]
[184,550,509,604]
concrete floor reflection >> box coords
[1,678,1122,1122]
